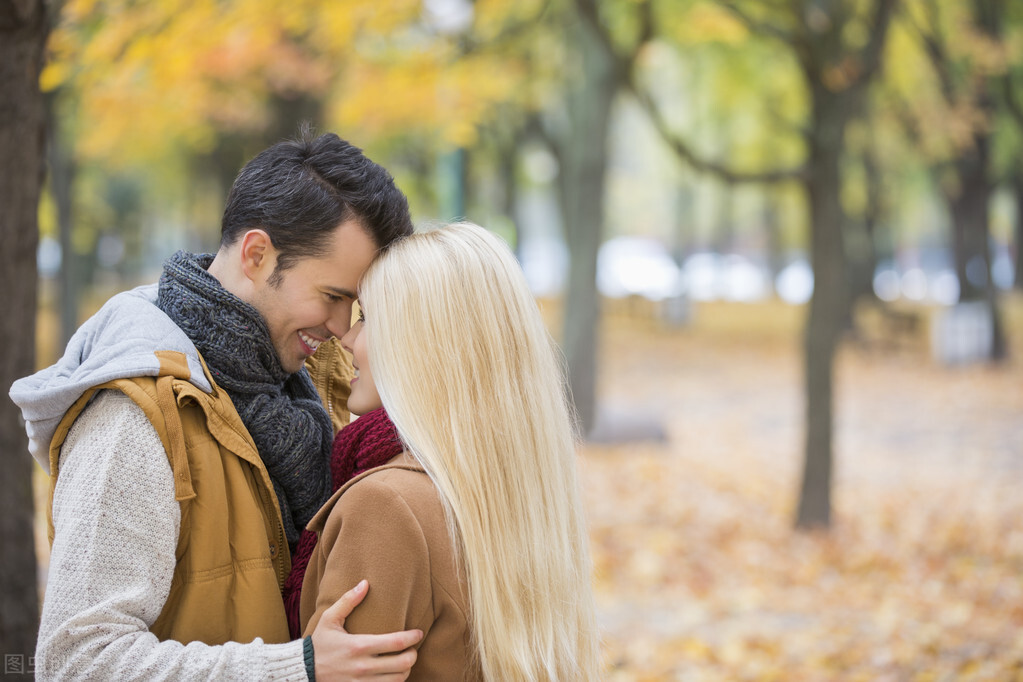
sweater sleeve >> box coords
[302,476,434,639]
[38,390,308,682]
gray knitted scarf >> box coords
[156,251,333,550]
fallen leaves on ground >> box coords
[583,299,1023,681]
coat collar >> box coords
[306,452,426,533]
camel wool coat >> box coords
[300,454,481,681]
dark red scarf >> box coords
[283,407,404,637]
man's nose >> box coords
[325,309,351,340]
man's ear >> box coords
[238,229,276,283]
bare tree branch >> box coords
[573,0,806,184]
[627,77,808,184]
[717,0,794,44]
[765,97,811,138]
[854,0,898,86]
[1001,72,1023,128]
[571,0,632,80]
[454,0,556,58]
[898,0,957,103]
[524,111,562,167]
[636,0,654,47]
[887,87,958,176]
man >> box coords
[10,132,422,680]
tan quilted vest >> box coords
[46,339,353,645]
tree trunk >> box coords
[496,134,522,258]
[46,93,78,349]
[944,133,1007,360]
[713,182,736,255]
[795,87,848,530]
[792,0,897,530]
[439,147,467,221]
[557,11,618,435]
[763,193,785,284]
[851,140,883,304]
[949,170,989,303]
[936,0,1007,361]
[1013,168,1023,290]
[671,184,696,266]
[0,0,48,669]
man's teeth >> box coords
[299,331,321,351]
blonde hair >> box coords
[359,222,600,681]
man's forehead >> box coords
[314,222,377,278]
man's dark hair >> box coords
[220,131,413,281]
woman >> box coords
[298,223,600,681]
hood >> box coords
[9,283,212,472]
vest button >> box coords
[269,543,277,558]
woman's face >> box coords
[339,305,383,416]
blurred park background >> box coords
[2,0,1023,679]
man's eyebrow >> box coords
[325,286,357,299]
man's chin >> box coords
[280,355,307,374]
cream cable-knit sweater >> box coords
[39,389,308,681]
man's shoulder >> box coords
[81,285,199,363]
[17,282,205,391]
[68,389,160,446]
[10,282,211,472]
[59,389,172,490]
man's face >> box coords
[250,220,379,374]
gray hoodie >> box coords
[9,283,211,472]
[15,282,309,680]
